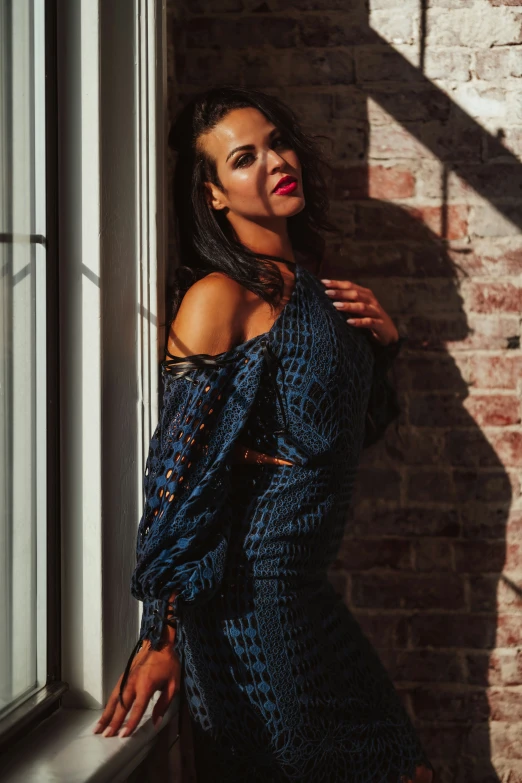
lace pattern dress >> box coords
[127,262,434,782]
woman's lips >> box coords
[273,180,298,195]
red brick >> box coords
[298,14,373,47]
[453,540,507,573]
[334,537,412,571]
[453,163,522,199]
[485,126,522,160]
[489,721,522,759]
[468,354,522,389]
[448,243,522,277]
[326,569,348,598]
[352,612,409,649]
[472,652,498,687]
[496,576,522,612]
[461,722,494,757]
[184,16,298,48]
[181,0,243,11]
[468,575,502,612]
[332,165,415,200]
[352,468,402,502]
[354,203,469,241]
[464,393,521,427]
[328,132,369,165]
[282,49,355,86]
[504,541,522,572]
[381,427,446,466]
[461,506,522,541]
[420,724,466,760]
[507,509,522,540]
[467,282,522,314]
[487,431,522,467]
[413,539,453,572]
[384,650,465,683]
[174,50,243,85]
[370,120,482,163]
[407,355,467,393]
[287,92,334,124]
[368,166,416,199]
[410,613,497,649]
[443,430,500,468]
[407,205,469,240]
[409,312,520,351]
[469,576,522,623]
[270,0,362,9]
[379,279,460,317]
[488,688,522,721]
[363,85,451,123]
[409,394,473,428]
[357,48,425,82]
[497,614,522,646]
[407,470,454,503]
[323,243,410,279]
[350,504,461,538]
[410,686,490,722]
[453,468,518,503]
[352,573,466,610]
[369,124,432,160]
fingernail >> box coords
[118,727,129,738]
[92,722,102,734]
[332,302,343,308]
[102,726,114,737]
[320,279,331,284]
[324,289,334,295]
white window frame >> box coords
[58,0,168,709]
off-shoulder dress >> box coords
[125,261,434,782]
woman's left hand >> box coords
[320,277,399,347]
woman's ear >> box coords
[204,182,227,212]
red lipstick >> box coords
[273,175,298,195]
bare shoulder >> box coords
[167,271,247,358]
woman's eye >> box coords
[234,138,289,168]
[235,153,254,168]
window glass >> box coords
[0,0,47,716]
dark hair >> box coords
[166,85,339,330]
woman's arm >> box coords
[171,272,296,468]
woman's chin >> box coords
[276,198,306,217]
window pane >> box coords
[0,0,47,715]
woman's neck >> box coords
[229,217,296,266]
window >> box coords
[0,0,63,749]
[0,1,168,766]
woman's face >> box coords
[201,107,305,225]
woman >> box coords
[94,86,435,783]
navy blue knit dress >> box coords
[128,262,434,782]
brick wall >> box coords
[166,1,522,779]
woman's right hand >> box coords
[93,640,181,738]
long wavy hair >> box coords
[166,85,339,332]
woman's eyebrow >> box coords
[225,127,279,163]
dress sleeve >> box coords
[131,346,266,649]
[362,334,406,449]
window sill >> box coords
[2,695,180,783]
